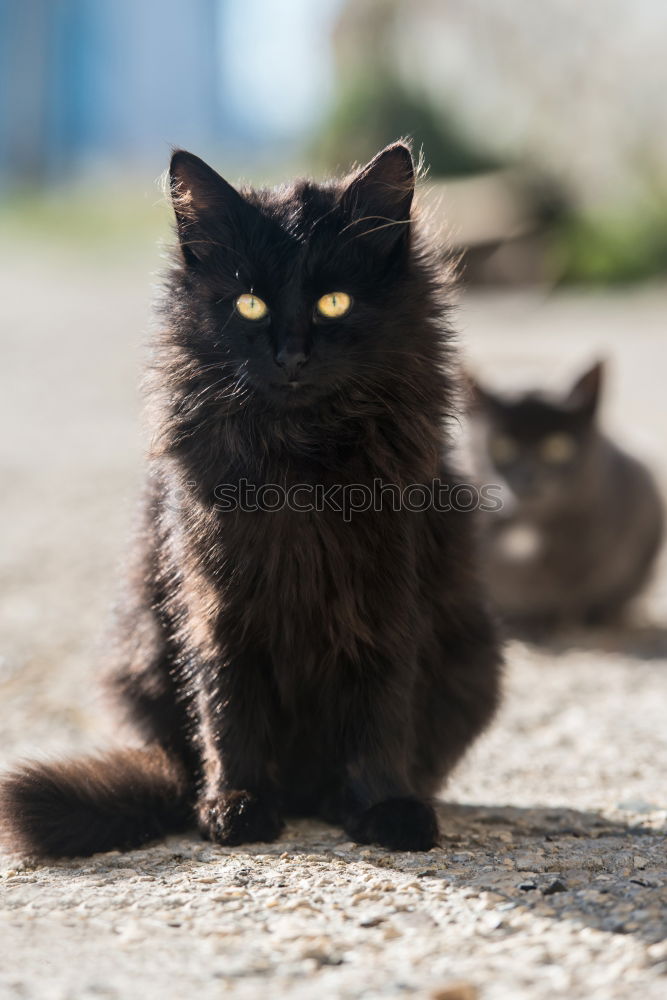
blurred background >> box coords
[2,0,667,282]
[1,0,667,754]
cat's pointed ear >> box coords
[169,150,247,265]
[566,360,605,418]
[340,142,415,254]
[464,370,499,413]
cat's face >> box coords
[167,144,422,411]
[471,363,604,515]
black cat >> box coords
[470,361,664,633]
[0,143,501,858]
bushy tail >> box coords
[0,746,192,859]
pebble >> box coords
[431,984,477,1000]
[542,879,568,896]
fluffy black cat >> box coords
[470,361,664,633]
[0,143,501,858]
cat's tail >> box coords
[0,746,192,859]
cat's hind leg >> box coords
[105,599,198,777]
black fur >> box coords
[0,143,502,859]
[0,748,189,858]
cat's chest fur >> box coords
[169,442,422,670]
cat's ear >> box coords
[464,370,499,413]
[169,150,248,266]
[566,360,605,418]
[340,142,415,254]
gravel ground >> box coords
[1,239,666,1000]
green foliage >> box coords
[312,73,501,177]
[553,204,667,284]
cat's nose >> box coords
[275,347,308,377]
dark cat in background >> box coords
[470,361,664,634]
[0,143,501,859]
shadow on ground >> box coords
[510,624,667,661]
[26,801,667,948]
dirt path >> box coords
[1,243,665,999]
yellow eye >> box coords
[541,433,576,463]
[316,291,352,319]
[490,434,518,465]
[235,293,268,321]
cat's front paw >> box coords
[198,791,284,846]
[346,797,438,851]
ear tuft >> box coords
[170,150,231,214]
[356,141,415,194]
[169,150,246,265]
[341,141,415,253]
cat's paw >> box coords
[198,791,284,846]
[346,797,438,851]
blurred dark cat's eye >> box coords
[315,291,352,320]
[235,293,269,321]
[490,434,519,465]
[540,433,576,464]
